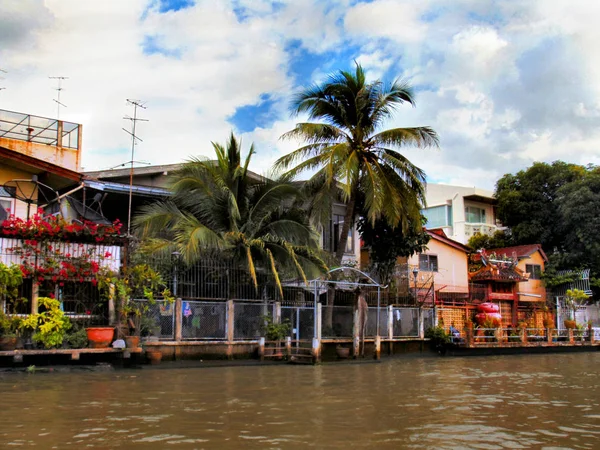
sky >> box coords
[1,0,600,190]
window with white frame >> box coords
[419,254,438,272]
[525,264,542,280]
[465,206,486,223]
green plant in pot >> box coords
[0,312,22,351]
[261,315,291,359]
[98,264,174,348]
[564,289,589,330]
[21,297,72,349]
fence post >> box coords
[374,335,381,360]
[353,308,360,358]
[227,300,234,360]
[259,337,265,361]
[275,302,281,323]
[495,326,503,345]
[520,328,527,344]
[418,308,425,340]
[465,323,473,347]
[286,336,292,359]
[547,327,553,344]
[312,303,322,363]
[108,283,116,326]
[568,328,574,344]
[174,298,182,341]
[388,306,393,340]
[31,282,39,314]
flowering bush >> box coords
[9,240,107,286]
[1,209,123,244]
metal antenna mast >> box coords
[122,99,148,235]
[0,69,7,93]
[49,76,68,119]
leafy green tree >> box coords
[275,63,439,264]
[467,230,511,251]
[134,133,327,296]
[495,161,585,251]
[358,215,430,286]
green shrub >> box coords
[425,326,451,345]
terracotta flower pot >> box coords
[564,320,577,330]
[336,346,350,359]
[147,350,162,365]
[86,327,115,348]
[0,336,18,351]
[125,336,140,349]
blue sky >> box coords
[1,0,600,189]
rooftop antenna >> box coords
[0,68,6,93]
[49,76,68,119]
[122,99,148,235]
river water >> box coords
[1,353,600,449]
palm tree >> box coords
[275,63,439,264]
[134,133,328,297]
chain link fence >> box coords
[281,305,315,340]
[366,307,388,337]
[182,301,227,340]
[391,307,420,337]
[234,302,273,340]
[322,305,354,338]
[133,299,174,340]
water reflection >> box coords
[1,353,600,449]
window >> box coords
[332,214,354,254]
[0,198,12,221]
[419,254,438,272]
[465,206,486,223]
[525,264,542,280]
[422,205,452,228]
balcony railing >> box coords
[464,223,497,238]
[0,109,80,150]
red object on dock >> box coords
[478,303,500,314]
[86,327,115,348]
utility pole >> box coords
[49,76,68,119]
[122,99,148,235]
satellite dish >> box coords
[3,176,59,219]
[66,193,111,225]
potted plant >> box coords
[21,297,72,349]
[564,289,589,330]
[0,312,21,351]
[261,315,291,359]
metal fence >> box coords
[133,299,174,340]
[391,307,420,337]
[234,302,273,340]
[281,305,314,341]
[182,300,227,340]
[366,307,388,337]
[322,305,355,338]
[0,109,80,149]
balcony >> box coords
[464,223,497,239]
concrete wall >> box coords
[516,251,547,303]
[0,134,82,172]
[408,238,469,291]
[0,165,37,219]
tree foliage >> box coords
[358,215,430,285]
[275,63,438,263]
[467,230,511,251]
[134,133,328,296]
[495,161,600,292]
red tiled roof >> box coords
[426,229,470,253]
[469,265,528,282]
[490,244,548,263]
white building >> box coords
[421,183,499,245]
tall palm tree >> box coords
[275,64,439,263]
[134,133,328,297]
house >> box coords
[421,183,499,245]
[489,244,548,304]
[0,109,83,220]
[84,164,362,264]
[407,229,471,304]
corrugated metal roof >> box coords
[83,180,170,197]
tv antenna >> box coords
[0,69,6,93]
[122,99,148,235]
[49,76,68,119]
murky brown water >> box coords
[1,353,600,449]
